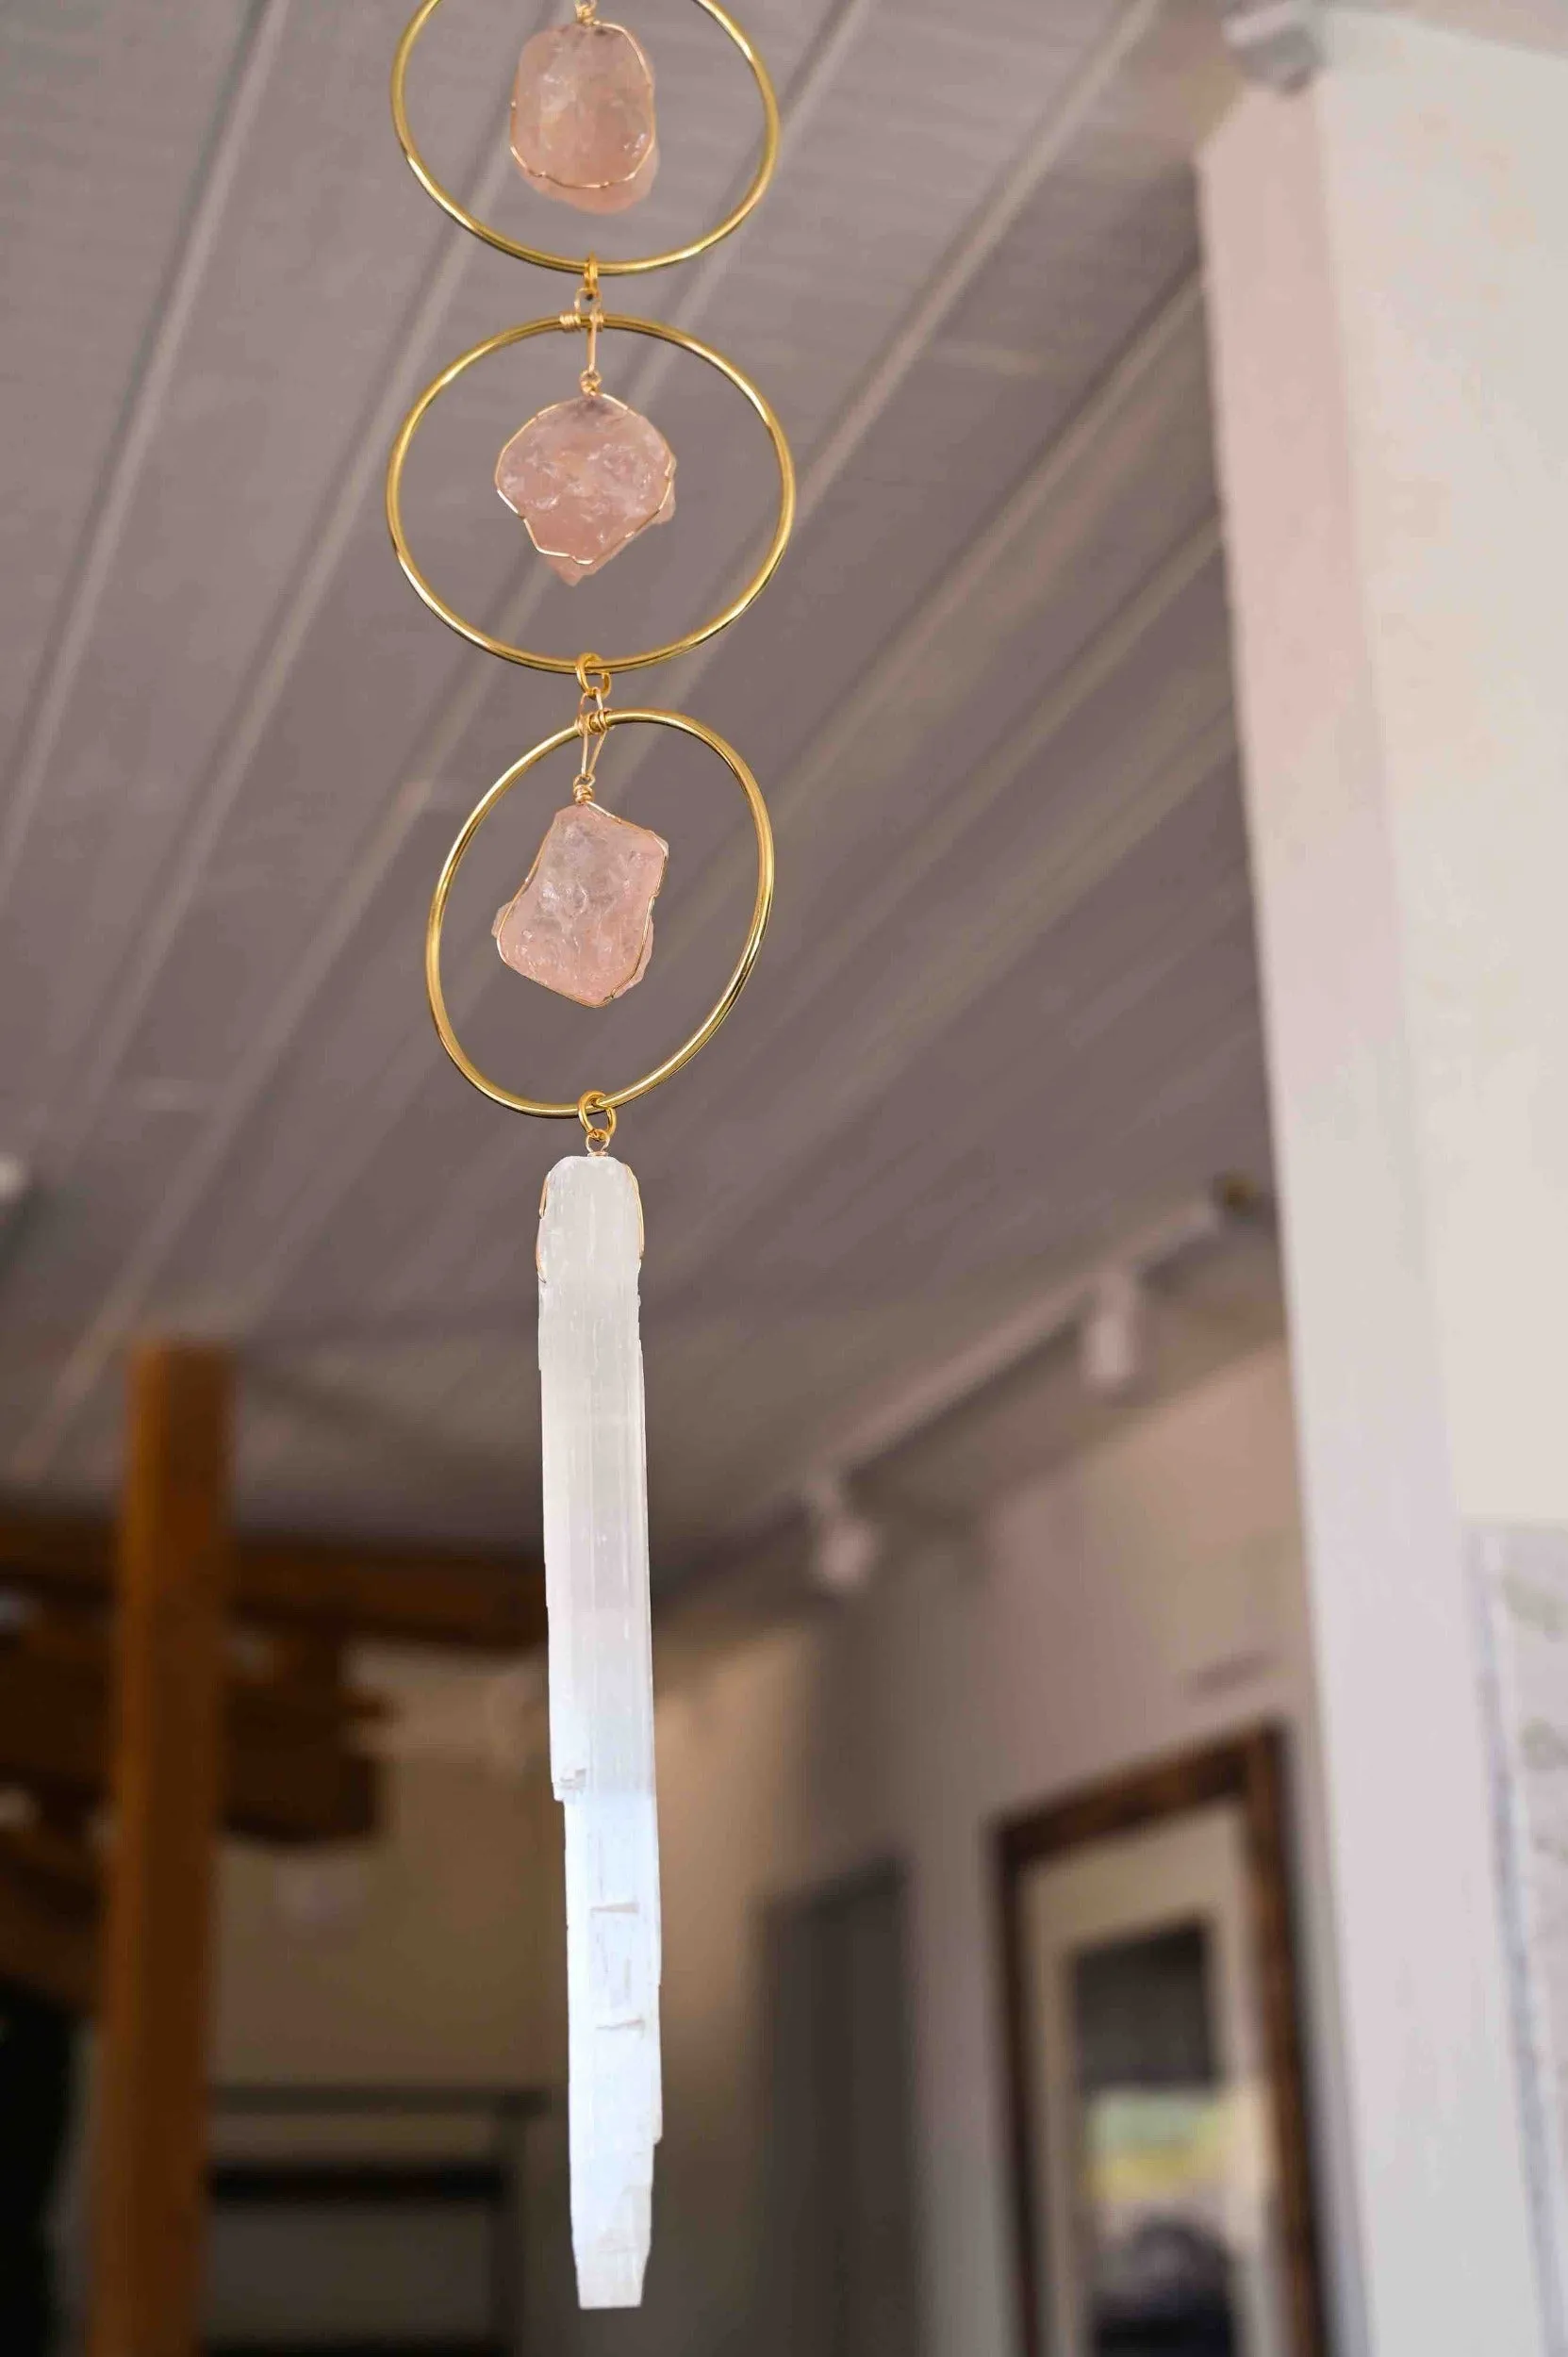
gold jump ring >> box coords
[391,0,780,277]
[386,315,796,677]
[578,1093,617,1153]
[426,709,774,1117]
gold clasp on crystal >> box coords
[563,258,604,396]
[579,1091,617,1154]
[573,652,612,800]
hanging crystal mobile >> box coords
[388,0,792,2314]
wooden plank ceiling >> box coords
[0,0,1274,1569]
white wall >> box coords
[190,1340,1351,2357]
[521,1339,1357,2357]
[199,1745,562,2346]
[881,1343,1343,2357]
[213,1749,559,2088]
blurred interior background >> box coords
[2,2,1567,2353]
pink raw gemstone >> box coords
[493,801,668,1007]
[510,19,658,215]
[496,392,675,585]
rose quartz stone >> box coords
[493,801,668,1006]
[496,392,675,585]
[511,20,658,215]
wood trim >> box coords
[995,1725,1327,2357]
[91,1342,233,2357]
[0,1500,545,1653]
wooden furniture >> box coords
[0,1404,549,2021]
[0,1820,98,2015]
[0,1616,380,1847]
[0,1504,546,1654]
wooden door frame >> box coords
[995,1725,1327,2357]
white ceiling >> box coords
[1,0,1279,1560]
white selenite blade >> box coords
[537,1152,661,2310]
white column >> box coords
[1200,12,1568,2354]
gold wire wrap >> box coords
[391,0,780,277]
[386,313,796,677]
[426,709,774,1116]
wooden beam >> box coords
[0,1502,545,1653]
[236,1532,546,1650]
[91,1342,232,2357]
[0,1628,380,1846]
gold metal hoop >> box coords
[426,710,774,1117]
[391,0,780,276]
[387,314,795,676]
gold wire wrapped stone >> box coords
[493,800,668,1006]
[496,392,676,585]
[511,20,658,215]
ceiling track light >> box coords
[0,1155,33,1274]
[1080,1266,1147,1401]
[802,1470,884,1602]
[773,1178,1263,1561]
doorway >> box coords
[758,1861,922,2357]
